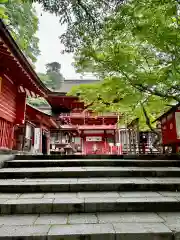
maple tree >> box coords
[1,0,40,63]
[69,0,180,131]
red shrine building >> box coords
[0,19,138,155]
[46,92,120,155]
[155,104,180,153]
[0,19,120,155]
[0,20,58,153]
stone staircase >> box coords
[0,156,180,239]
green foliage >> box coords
[69,78,170,130]
[69,0,180,130]
[1,0,40,63]
[26,0,122,52]
[47,71,64,91]
[38,71,64,91]
[0,0,8,19]
[46,62,61,73]
[44,62,64,91]
[29,62,65,107]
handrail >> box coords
[59,112,119,117]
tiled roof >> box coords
[59,79,99,93]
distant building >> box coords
[59,79,99,93]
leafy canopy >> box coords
[28,62,65,107]
[69,0,180,129]
[27,0,123,52]
[45,62,64,91]
[1,0,40,63]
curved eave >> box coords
[0,19,50,97]
[47,93,79,110]
[26,104,58,128]
[153,104,180,123]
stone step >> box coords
[0,212,179,239]
[0,196,180,214]
[14,154,180,160]
[6,159,180,168]
[1,178,180,192]
[1,166,180,178]
[0,191,180,199]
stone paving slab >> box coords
[0,212,180,239]
[0,212,178,225]
[147,177,180,181]
[68,213,98,224]
[116,197,178,202]
[128,167,180,170]
[0,167,66,172]
[48,223,115,240]
[118,192,162,197]
[35,214,68,225]
[158,212,180,223]
[0,224,50,239]
[19,193,45,199]
[0,191,176,201]
[98,212,164,223]
[0,222,175,240]
[2,166,180,172]
[83,167,131,170]
[77,192,120,198]
[0,193,21,199]
[53,198,84,213]
[113,222,172,233]
[159,192,180,197]
[0,214,38,225]
[2,177,180,184]
[113,222,172,240]
[0,223,174,240]
[0,191,177,201]
[44,193,77,199]
[24,178,78,183]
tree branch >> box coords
[134,83,180,102]
[141,102,162,152]
[77,0,98,33]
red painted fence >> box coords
[0,117,14,149]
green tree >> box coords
[27,0,121,52]
[27,73,50,107]
[69,0,180,130]
[46,62,61,73]
[28,62,65,107]
[45,62,64,91]
[1,0,40,63]
[0,0,8,19]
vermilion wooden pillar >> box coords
[16,92,26,124]
[39,124,42,153]
[9,125,14,149]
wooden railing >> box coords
[59,112,119,118]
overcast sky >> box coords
[35,4,84,79]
